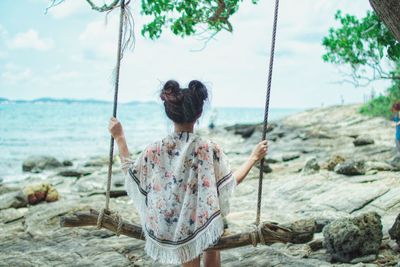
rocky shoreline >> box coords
[1,104,400,266]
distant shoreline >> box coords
[0,97,156,105]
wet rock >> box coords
[22,156,62,172]
[334,160,365,176]
[389,213,400,245]
[0,190,28,210]
[57,169,91,178]
[323,212,382,263]
[282,153,300,162]
[23,183,59,205]
[62,160,73,167]
[301,157,320,175]
[353,136,375,146]
[323,155,346,171]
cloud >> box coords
[45,0,87,19]
[7,29,54,51]
[1,64,33,84]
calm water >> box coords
[0,102,301,181]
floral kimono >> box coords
[122,131,236,264]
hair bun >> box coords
[188,80,208,102]
[160,80,183,104]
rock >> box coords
[390,156,400,169]
[301,157,320,175]
[353,136,375,147]
[287,219,316,244]
[62,160,73,167]
[324,155,346,171]
[23,183,59,205]
[305,130,333,139]
[323,212,382,263]
[265,157,280,164]
[365,161,394,172]
[57,169,91,178]
[256,163,272,173]
[282,153,300,162]
[225,124,257,138]
[22,156,62,172]
[0,207,28,223]
[334,160,365,176]
[83,156,109,167]
[389,213,400,245]
[0,190,28,210]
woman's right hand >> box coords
[250,140,268,164]
[108,117,125,141]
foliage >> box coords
[322,10,400,86]
[322,10,400,117]
[47,0,258,40]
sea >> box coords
[0,100,302,181]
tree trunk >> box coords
[60,209,315,251]
[370,0,400,42]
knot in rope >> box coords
[96,208,124,236]
[249,222,267,247]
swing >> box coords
[60,0,315,250]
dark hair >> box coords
[160,80,208,123]
[392,102,400,112]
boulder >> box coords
[390,156,400,170]
[301,157,320,175]
[282,153,300,162]
[323,212,382,263]
[324,155,345,171]
[62,160,73,167]
[334,160,365,176]
[57,169,91,178]
[389,213,400,245]
[265,157,280,164]
[256,163,272,174]
[0,190,28,210]
[353,136,375,147]
[23,183,59,205]
[22,156,62,172]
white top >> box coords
[122,131,236,264]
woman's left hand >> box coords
[108,117,125,140]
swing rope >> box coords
[255,0,280,227]
[96,0,126,234]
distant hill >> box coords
[0,97,157,105]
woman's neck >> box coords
[174,123,195,133]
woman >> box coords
[108,80,268,267]
[392,102,400,155]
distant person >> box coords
[208,108,218,130]
[108,80,268,267]
[392,102,400,156]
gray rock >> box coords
[0,190,28,210]
[390,156,400,170]
[0,208,28,223]
[334,160,365,176]
[365,161,394,172]
[282,153,300,162]
[323,212,382,263]
[389,213,400,245]
[265,157,280,164]
[57,169,91,178]
[83,156,109,167]
[22,156,62,172]
[301,157,320,175]
[353,136,375,146]
[62,160,73,167]
[256,163,272,173]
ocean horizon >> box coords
[0,99,303,181]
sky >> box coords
[0,0,391,108]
